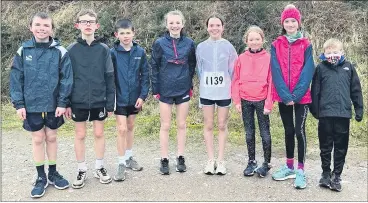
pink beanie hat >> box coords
[281,6,301,25]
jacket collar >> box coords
[113,40,138,52]
[23,36,59,48]
[77,36,104,46]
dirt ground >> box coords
[1,130,367,201]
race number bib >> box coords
[203,72,225,87]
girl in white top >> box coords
[196,14,238,175]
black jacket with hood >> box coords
[310,58,363,121]
[67,37,115,111]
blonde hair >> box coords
[323,38,344,51]
[76,9,98,23]
[243,25,265,42]
[164,10,185,26]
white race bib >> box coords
[203,72,225,87]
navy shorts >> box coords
[114,106,140,117]
[23,112,64,132]
[159,93,190,105]
[71,107,107,122]
[200,98,231,107]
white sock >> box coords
[95,159,104,169]
[125,149,133,158]
[77,161,87,172]
[118,156,127,165]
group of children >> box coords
[9,3,363,199]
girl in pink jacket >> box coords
[270,4,315,189]
[231,25,273,178]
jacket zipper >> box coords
[288,43,291,91]
[172,39,178,60]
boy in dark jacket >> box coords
[310,38,363,192]
[65,9,115,188]
[110,19,149,181]
[10,12,73,198]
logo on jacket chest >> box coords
[26,55,33,61]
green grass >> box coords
[2,96,367,148]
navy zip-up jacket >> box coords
[10,37,73,112]
[150,32,196,97]
[111,41,149,107]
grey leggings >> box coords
[241,99,271,163]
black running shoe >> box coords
[319,171,331,188]
[176,156,187,173]
[160,158,170,175]
[255,162,271,178]
[330,173,342,192]
[244,160,258,176]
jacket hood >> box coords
[77,36,105,46]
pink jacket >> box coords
[231,49,273,111]
[271,36,314,104]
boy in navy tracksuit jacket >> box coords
[110,19,149,181]
[310,38,363,192]
[10,12,72,198]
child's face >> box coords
[115,28,135,46]
[75,14,100,36]
[207,17,223,40]
[283,18,298,35]
[29,17,53,42]
[166,14,183,37]
[246,31,263,51]
[324,46,343,56]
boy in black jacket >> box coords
[310,38,363,192]
[66,9,115,189]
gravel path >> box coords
[2,131,367,201]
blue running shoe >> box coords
[294,169,307,189]
[272,165,296,180]
[48,171,69,190]
[31,176,48,198]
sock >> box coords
[48,160,57,174]
[286,158,294,169]
[125,149,133,158]
[35,162,46,178]
[77,161,87,172]
[118,156,127,165]
[297,162,304,171]
[95,158,104,169]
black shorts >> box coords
[200,98,231,107]
[159,93,190,105]
[71,107,107,122]
[114,106,140,117]
[23,112,64,132]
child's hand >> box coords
[263,108,271,115]
[107,112,113,117]
[286,101,294,106]
[235,104,242,113]
[55,107,66,117]
[153,94,160,100]
[135,98,144,109]
[65,107,72,119]
[16,108,26,120]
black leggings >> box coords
[241,99,271,163]
[278,103,309,164]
